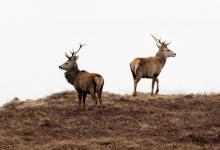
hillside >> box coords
[0,91,220,150]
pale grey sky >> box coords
[0,0,220,105]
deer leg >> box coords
[91,94,98,112]
[133,76,141,96]
[77,92,82,109]
[82,93,87,111]
[90,88,98,109]
[97,92,103,112]
[92,94,97,107]
[155,78,159,95]
[151,78,156,96]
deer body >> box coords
[59,44,104,111]
[65,68,104,96]
[131,51,166,78]
[130,34,176,96]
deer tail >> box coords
[94,75,104,96]
[130,62,137,80]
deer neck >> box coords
[64,65,80,85]
[156,51,167,67]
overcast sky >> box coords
[0,0,220,105]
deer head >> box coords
[59,43,85,70]
[150,33,176,58]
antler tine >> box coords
[150,33,162,44]
[166,41,171,45]
[159,37,162,44]
[65,52,71,59]
[162,40,171,45]
[74,43,86,55]
[68,49,74,58]
[163,40,166,44]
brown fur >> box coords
[60,57,104,112]
[73,71,104,97]
[130,41,176,96]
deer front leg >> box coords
[77,92,82,109]
[155,78,159,95]
[82,93,87,111]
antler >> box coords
[65,43,86,59]
[162,40,171,45]
[65,52,71,59]
[150,33,162,44]
[74,43,86,55]
[150,33,171,45]
[165,41,171,45]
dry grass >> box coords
[0,91,220,150]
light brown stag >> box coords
[59,44,104,112]
[130,34,176,96]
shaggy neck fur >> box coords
[64,64,80,85]
[156,51,167,67]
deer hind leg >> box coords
[82,93,87,111]
[151,78,156,96]
[97,92,103,112]
[133,76,141,96]
[91,95,97,111]
[155,78,159,95]
[90,88,98,109]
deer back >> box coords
[74,71,103,93]
[130,57,163,78]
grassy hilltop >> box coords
[0,91,220,149]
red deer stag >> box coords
[130,34,176,96]
[59,43,104,112]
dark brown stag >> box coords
[59,43,104,112]
[130,34,176,96]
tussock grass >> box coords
[0,91,220,149]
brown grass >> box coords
[0,91,220,150]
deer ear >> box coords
[156,43,161,49]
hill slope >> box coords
[0,91,220,150]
